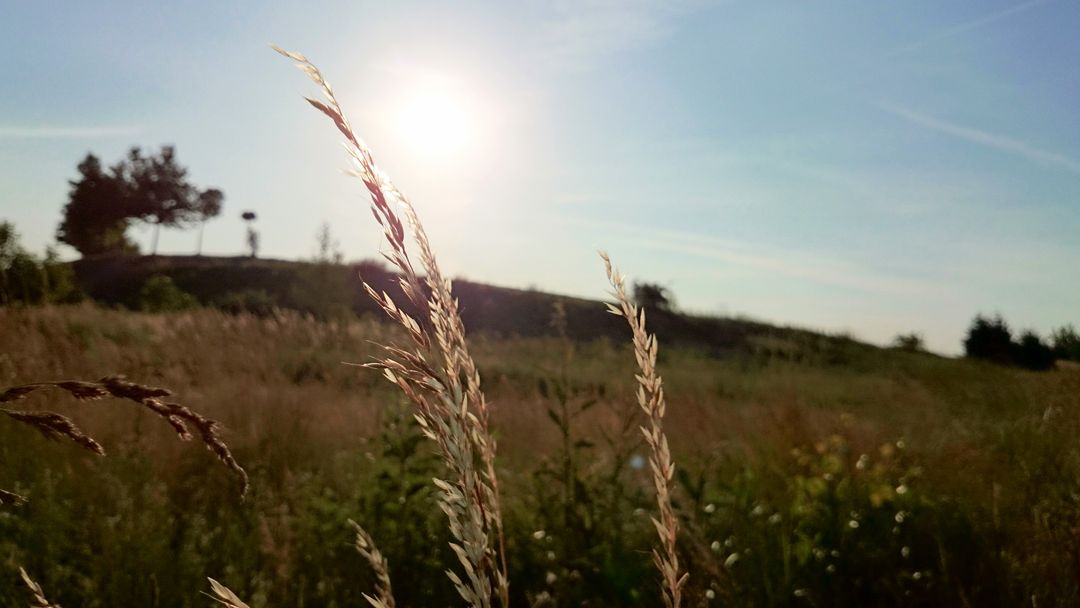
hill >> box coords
[71,253,877,360]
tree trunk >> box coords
[196,221,205,256]
[151,221,161,256]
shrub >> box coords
[0,222,78,306]
[891,333,924,352]
[138,274,198,312]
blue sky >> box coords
[2,1,1078,353]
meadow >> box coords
[2,302,1078,606]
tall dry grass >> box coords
[0,375,248,502]
[269,47,689,607]
[274,45,509,607]
[602,252,687,608]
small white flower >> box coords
[895,511,906,523]
[710,540,722,552]
[723,553,740,568]
[546,550,556,561]
[901,546,910,558]
[848,519,860,529]
[533,530,546,540]
[768,513,782,525]
[913,571,922,580]
[705,589,716,600]
[794,589,808,597]
[546,571,558,585]
[704,503,716,514]
[896,484,909,495]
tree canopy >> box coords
[57,146,224,256]
[56,154,138,255]
[632,281,674,312]
[963,314,1057,371]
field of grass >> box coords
[2,303,1078,606]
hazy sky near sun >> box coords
[2,0,1079,354]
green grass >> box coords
[1,304,1079,606]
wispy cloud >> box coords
[880,103,1080,176]
[536,0,708,70]
[564,217,941,296]
[887,0,1056,57]
[0,126,140,140]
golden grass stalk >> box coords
[349,519,395,608]
[600,251,688,608]
[19,567,60,608]
[0,375,249,498]
[206,578,251,608]
[275,46,509,608]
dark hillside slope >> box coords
[72,254,878,359]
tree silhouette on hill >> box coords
[963,314,1057,371]
[963,314,1014,365]
[57,146,223,256]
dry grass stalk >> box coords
[20,567,60,608]
[276,46,509,607]
[601,251,687,608]
[2,409,105,455]
[349,519,396,608]
[206,578,251,608]
[0,489,28,506]
[0,375,249,498]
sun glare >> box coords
[397,86,474,160]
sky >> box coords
[2,0,1079,354]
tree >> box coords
[1014,331,1056,371]
[126,146,221,254]
[632,281,674,312]
[57,147,224,257]
[241,211,259,258]
[963,314,1014,364]
[1050,325,1080,362]
[194,189,224,255]
[56,154,138,255]
[314,221,343,264]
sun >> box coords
[396,86,474,160]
